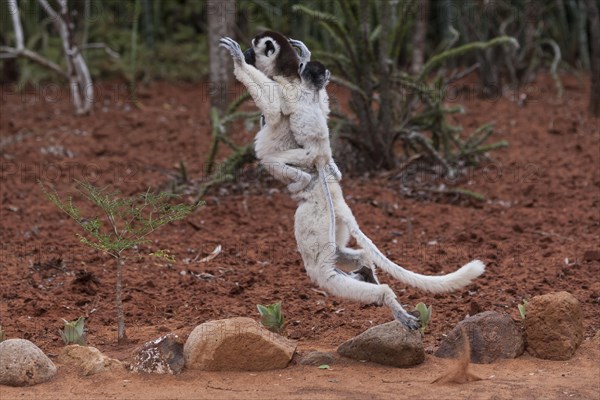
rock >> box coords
[435,311,524,364]
[184,317,296,371]
[58,345,123,376]
[525,291,583,360]
[130,333,184,374]
[299,351,335,366]
[0,339,57,386]
[337,321,424,368]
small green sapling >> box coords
[518,300,527,319]
[60,317,86,345]
[257,301,285,333]
[414,302,433,335]
[41,180,198,343]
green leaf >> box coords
[414,303,432,335]
[61,317,86,345]
[41,180,196,258]
[418,36,519,81]
[257,301,285,333]
[257,304,269,316]
[318,364,331,370]
[518,300,527,319]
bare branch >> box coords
[446,63,480,85]
[37,0,58,19]
[0,46,68,78]
[7,0,24,50]
[38,0,94,114]
[408,131,455,178]
[82,43,121,59]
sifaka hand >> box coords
[327,160,342,182]
[288,38,311,64]
[219,37,245,64]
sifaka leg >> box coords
[315,269,419,330]
[261,150,312,193]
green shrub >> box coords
[41,180,198,343]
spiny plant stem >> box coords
[115,255,126,343]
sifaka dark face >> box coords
[301,61,330,91]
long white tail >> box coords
[318,168,336,246]
[341,215,485,293]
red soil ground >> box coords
[0,74,598,399]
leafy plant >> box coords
[453,0,570,98]
[414,302,433,335]
[60,317,86,345]
[257,301,285,333]
[191,93,258,198]
[41,180,198,343]
[518,300,527,320]
[293,2,516,176]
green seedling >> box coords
[518,300,527,319]
[150,249,176,263]
[41,180,198,343]
[318,364,331,370]
[257,301,285,333]
[414,302,433,335]
[60,317,86,345]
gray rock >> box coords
[337,321,425,368]
[0,339,57,386]
[184,317,296,371]
[58,345,123,376]
[435,311,524,364]
[299,351,335,366]
[130,333,184,374]
[525,291,583,360]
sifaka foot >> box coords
[394,309,421,331]
[287,174,311,193]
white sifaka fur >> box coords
[221,32,486,329]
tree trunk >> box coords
[115,256,126,343]
[585,0,600,117]
[38,0,93,114]
[207,0,235,115]
[411,0,429,75]
[520,0,539,83]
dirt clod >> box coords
[58,344,123,376]
[299,351,335,366]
